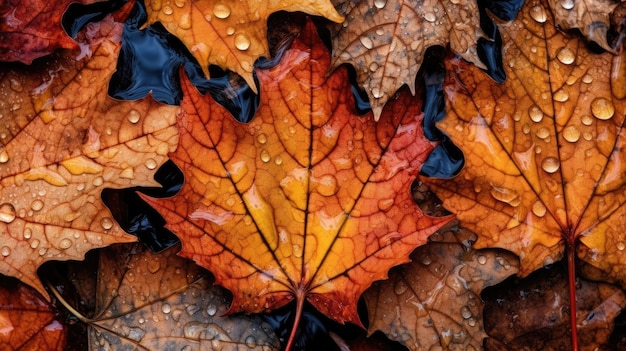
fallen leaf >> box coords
[547,0,620,52]
[423,0,626,284]
[144,0,344,91]
[421,0,626,346]
[330,0,485,119]
[483,263,626,351]
[365,225,518,350]
[0,0,97,63]
[0,278,66,350]
[0,2,179,298]
[143,19,452,348]
[85,244,280,350]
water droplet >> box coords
[226,27,235,35]
[162,5,173,15]
[369,62,379,72]
[359,36,373,49]
[245,335,257,348]
[536,127,550,139]
[618,242,625,251]
[186,304,200,316]
[9,79,22,92]
[24,228,32,239]
[1,246,10,257]
[100,217,113,230]
[31,199,43,211]
[377,198,394,212]
[145,158,157,170]
[591,97,614,120]
[490,186,521,207]
[161,303,171,314]
[582,73,593,84]
[553,89,569,102]
[529,105,543,122]
[541,157,560,173]
[93,176,104,186]
[213,3,231,18]
[563,125,581,142]
[424,12,436,22]
[530,5,547,23]
[374,0,387,8]
[371,86,383,98]
[257,133,267,144]
[127,109,140,124]
[561,0,574,9]
[260,149,270,163]
[0,150,8,163]
[375,28,384,36]
[234,33,251,51]
[274,155,283,165]
[532,200,547,217]
[59,238,72,250]
[206,304,217,316]
[174,0,185,7]
[522,124,531,134]
[556,47,575,65]
[581,115,593,125]
[179,13,192,29]
[30,239,40,249]
[461,306,472,319]
[394,280,408,295]
[316,175,337,196]
[0,203,16,223]
[420,255,432,266]
[477,255,487,264]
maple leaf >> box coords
[143,0,344,91]
[483,264,626,350]
[0,0,97,63]
[421,0,626,347]
[0,279,66,350]
[143,19,452,349]
[365,226,518,350]
[330,0,486,119]
[0,2,179,298]
[547,0,621,52]
[78,244,279,350]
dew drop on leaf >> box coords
[532,200,547,217]
[529,5,547,23]
[591,97,615,120]
[245,335,257,348]
[174,0,185,7]
[562,125,581,142]
[0,150,8,163]
[541,157,560,173]
[234,33,251,51]
[1,246,10,257]
[477,255,487,265]
[31,199,44,211]
[394,280,408,295]
[553,89,569,102]
[374,0,387,9]
[59,238,73,250]
[556,47,575,65]
[561,0,574,10]
[0,203,16,223]
[461,305,472,319]
[226,27,234,35]
[100,217,114,230]
[213,3,231,19]
[145,158,157,170]
[206,304,217,316]
[528,105,543,122]
[162,5,173,15]
[260,149,271,163]
[127,109,140,124]
[161,303,171,314]
[359,36,373,49]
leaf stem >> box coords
[285,292,305,351]
[44,279,91,324]
[567,239,579,351]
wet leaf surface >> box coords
[0,3,178,298]
[365,226,518,350]
[143,19,452,347]
[144,0,343,90]
[330,0,486,119]
[86,243,280,350]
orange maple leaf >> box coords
[421,0,626,348]
[144,0,343,91]
[144,19,452,349]
[0,2,178,298]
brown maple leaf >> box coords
[0,0,99,63]
[365,225,518,350]
[421,0,626,348]
[330,0,485,119]
[143,0,344,91]
[143,19,452,349]
[79,244,280,350]
[0,2,179,298]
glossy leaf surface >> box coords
[144,20,452,330]
[0,3,178,298]
[144,0,343,90]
